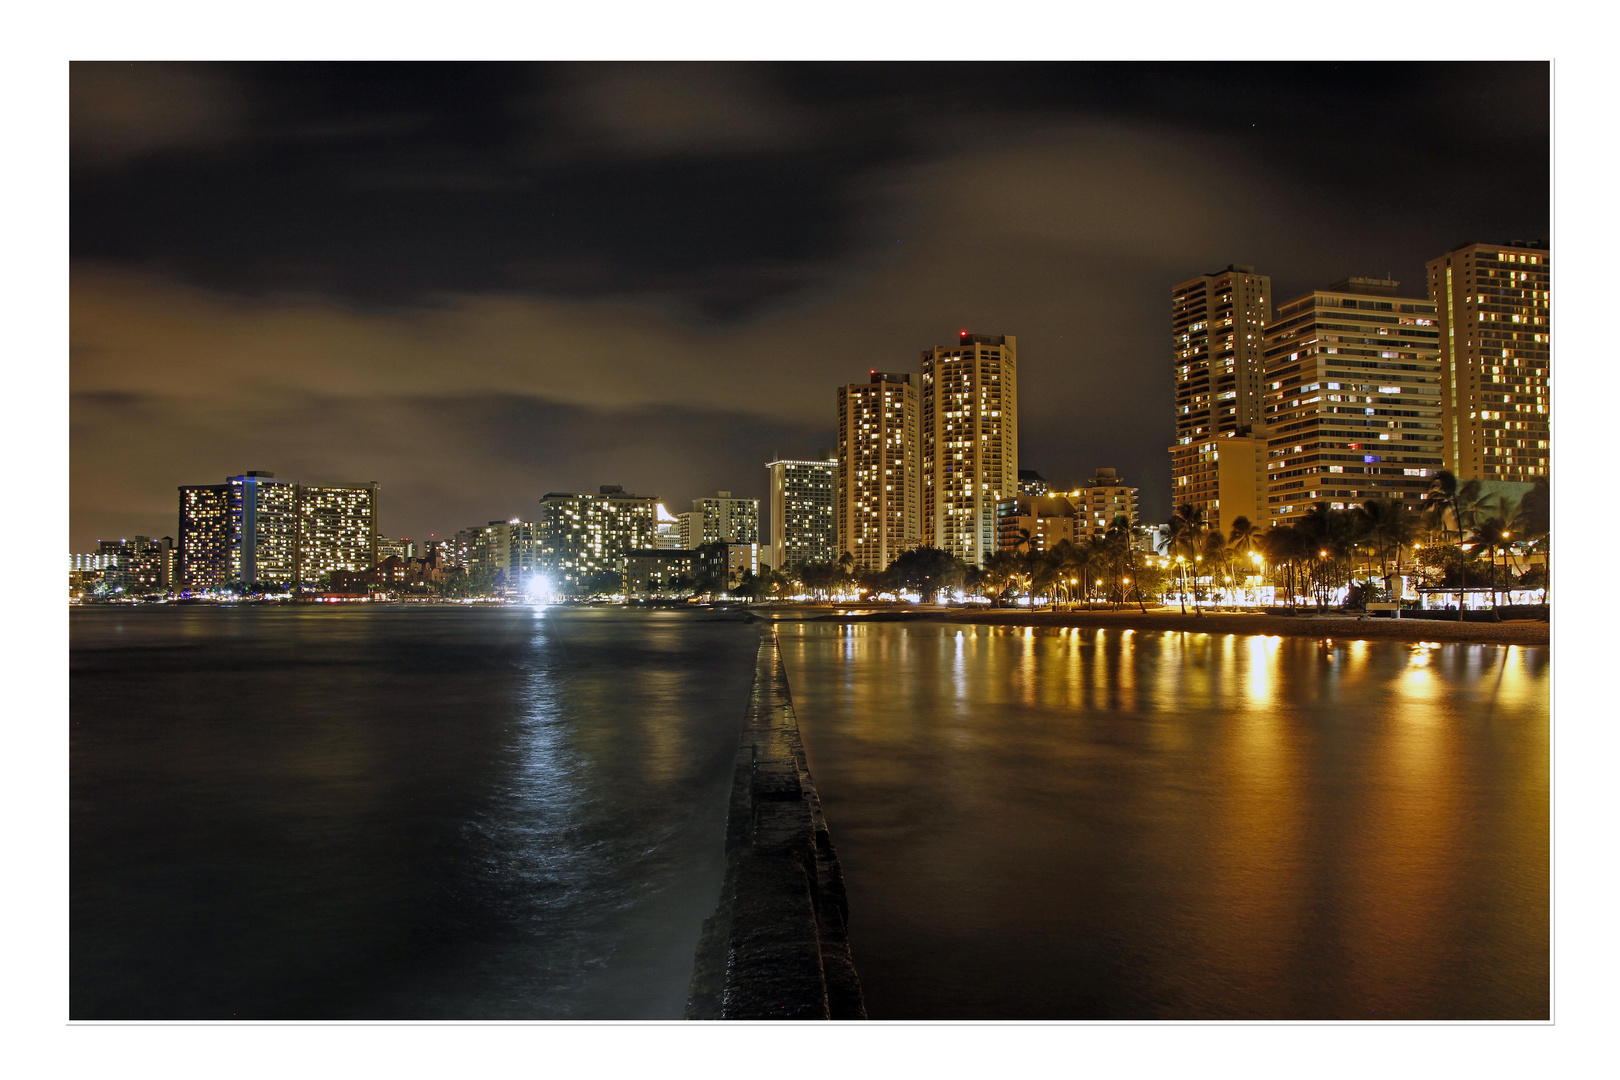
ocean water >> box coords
[71,605,758,1020]
[780,620,1550,1020]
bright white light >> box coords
[524,574,554,604]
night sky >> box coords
[69,61,1550,550]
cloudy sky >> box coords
[70,61,1549,549]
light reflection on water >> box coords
[781,621,1549,1020]
[71,606,757,1020]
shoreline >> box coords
[766,605,1550,646]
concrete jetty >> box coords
[685,626,865,1020]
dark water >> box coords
[780,621,1550,1020]
[71,606,758,1020]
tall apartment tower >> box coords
[230,471,299,588]
[691,491,761,544]
[1169,265,1271,532]
[1261,278,1444,526]
[837,371,919,572]
[921,332,1018,566]
[1425,241,1550,481]
[296,482,378,585]
[537,485,658,589]
[765,456,837,572]
[178,483,231,591]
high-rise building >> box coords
[1064,468,1140,538]
[837,371,919,572]
[296,482,378,584]
[1425,241,1550,480]
[1169,265,1271,532]
[178,483,231,591]
[537,485,658,589]
[764,456,837,572]
[1261,278,1444,526]
[460,519,539,582]
[178,471,379,592]
[676,510,705,551]
[687,491,760,545]
[921,332,1018,566]
[230,471,299,589]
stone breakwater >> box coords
[685,626,866,1020]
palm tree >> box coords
[1107,515,1149,613]
[1261,524,1306,612]
[1202,529,1229,607]
[1426,471,1482,618]
[1159,504,1206,615]
[1353,498,1415,600]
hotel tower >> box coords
[836,372,919,572]
[1260,278,1444,526]
[920,332,1018,566]
[1168,265,1271,532]
[1425,241,1550,481]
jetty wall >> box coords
[685,625,865,1020]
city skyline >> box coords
[69,62,1549,551]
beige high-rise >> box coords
[1168,265,1271,532]
[1261,278,1444,526]
[921,332,1018,566]
[1426,241,1550,481]
[836,372,919,572]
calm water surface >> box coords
[71,606,757,1019]
[781,621,1549,1020]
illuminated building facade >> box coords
[462,519,540,580]
[1425,241,1550,480]
[654,504,683,550]
[377,536,415,562]
[621,549,695,595]
[1169,265,1271,532]
[837,372,919,572]
[230,472,300,588]
[996,495,1077,553]
[1261,278,1444,526]
[296,482,378,584]
[179,471,379,591]
[921,332,1018,567]
[764,457,837,572]
[537,485,657,588]
[691,492,760,545]
[1064,468,1140,538]
[1016,470,1047,497]
[178,483,231,590]
[95,535,175,594]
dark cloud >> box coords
[69,62,1549,548]
[71,62,248,165]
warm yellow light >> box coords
[1123,577,1130,584]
